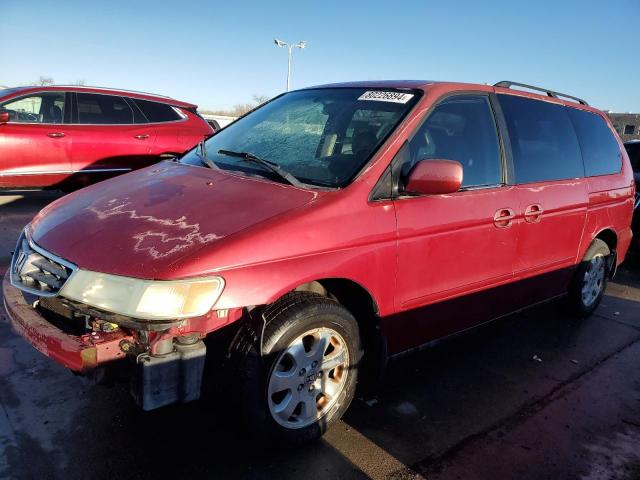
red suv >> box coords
[0,85,212,189]
[3,80,634,444]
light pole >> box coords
[274,39,306,91]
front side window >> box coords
[0,92,65,124]
[402,95,502,188]
[77,93,133,124]
[181,88,419,188]
[567,108,622,176]
[498,94,583,184]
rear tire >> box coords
[228,292,362,445]
[567,239,610,317]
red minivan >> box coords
[3,80,635,444]
[0,85,212,189]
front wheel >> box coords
[228,292,362,445]
[567,239,611,317]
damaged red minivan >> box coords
[3,80,635,444]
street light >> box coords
[274,39,306,91]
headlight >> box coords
[59,270,225,321]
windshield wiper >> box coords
[217,149,305,188]
[198,140,219,170]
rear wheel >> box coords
[567,239,610,317]
[228,292,362,444]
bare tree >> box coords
[37,76,55,86]
[70,79,87,86]
[202,94,271,117]
[252,94,270,106]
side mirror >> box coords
[405,159,463,195]
[0,111,9,124]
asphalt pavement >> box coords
[1,191,639,480]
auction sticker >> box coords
[358,91,414,104]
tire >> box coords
[567,239,611,317]
[228,292,362,445]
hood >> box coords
[30,162,320,279]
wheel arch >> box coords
[594,227,617,252]
[286,278,387,395]
[591,228,618,277]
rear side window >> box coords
[77,93,133,124]
[405,95,502,188]
[133,99,182,122]
[567,108,622,176]
[498,94,583,183]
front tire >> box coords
[567,239,611,317]
[229,292,362,445]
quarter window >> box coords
[567,108,621,176]
[498,94,583,184]
[77,93,133,124]
[133,99,182,122]
[403,95,502,188]
[0,92,65,124]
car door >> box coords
[392,94,518,347]
[130,98,198,156]
[497,94,588,290]
[63,92,157,183]
[0,91,72,188]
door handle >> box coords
[524,204,544,223]
[134,134,150,140]
[493,208,515,228]
[47,132,65,138]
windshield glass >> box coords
[181,87,420,187]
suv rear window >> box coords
[567,108,622,176]
[77,93,133,124]
[498,94,583,184]
[133,99,182,122]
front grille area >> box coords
[10,232,76,297]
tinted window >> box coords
[0,92,65,124]
[498,94,583,183]
[567,108,622,176]
[134,99,181,122]
[404,95,502,187]
[77,93,133,124]
[624,125,636,135]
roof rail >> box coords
[494,81,588,106]
[48,85,174,100]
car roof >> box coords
[298,80,596,111]
[0,85,197,109]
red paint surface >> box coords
[7,81,636,365]
[0,86,212,188]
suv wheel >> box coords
[228,292,362,444]
[567,239,610,317]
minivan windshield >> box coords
[181,88,420,188]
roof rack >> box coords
[494,81,588,106]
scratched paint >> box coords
[90,199,222,259]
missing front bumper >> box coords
[2,271,132,372]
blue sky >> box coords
[2,0,639,112]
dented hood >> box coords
[29,162,320,279]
